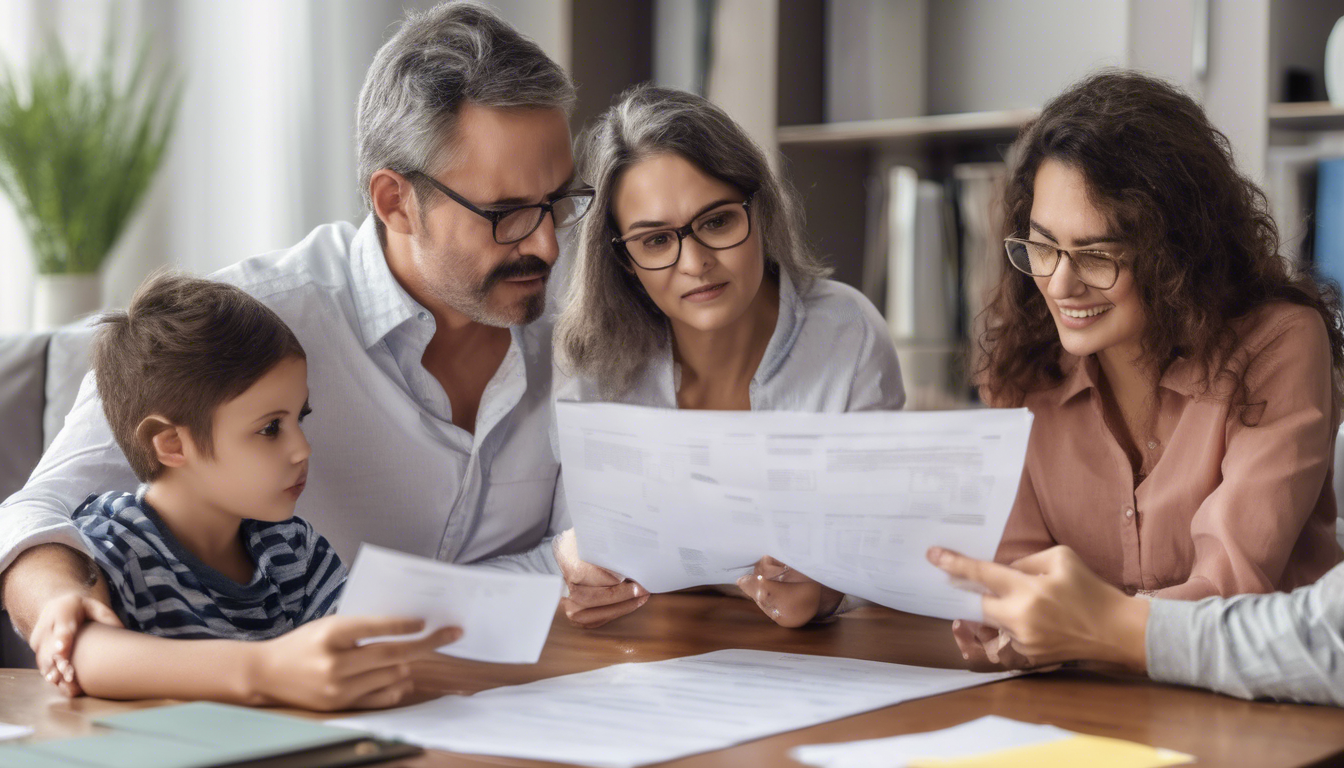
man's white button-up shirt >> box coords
[0,216,562,575]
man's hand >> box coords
[31,592,122,696]
[736,556,842,628]
[554,528,647,628]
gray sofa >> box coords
[0,324,95,668]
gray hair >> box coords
[556,85,830,398]
[356,1,576,228]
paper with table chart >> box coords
[791,715,1194,768]
[555,402,1033,620]
[334,544,564,664]
[329,649,1014,768]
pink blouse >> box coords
[994,301,1343,598]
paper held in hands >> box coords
[555,403,1033,621]
[334,544,564,664]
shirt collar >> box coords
[1056,353,1098,405]
[349,215,426,350]
[753,269,806,386]
[1055,350,1205,405]
[1156,355,1206,398]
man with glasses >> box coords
[1,1,587,695]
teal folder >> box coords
[0,702,419,768]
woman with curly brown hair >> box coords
[946,69,1344,668]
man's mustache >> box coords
[482,255,551,291]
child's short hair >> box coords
[92,273,306,481]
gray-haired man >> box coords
[1,2,591,702]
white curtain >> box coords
[0,0,569,334]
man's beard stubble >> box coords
[433,251,552,328]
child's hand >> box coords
[250,615,462,711]
[736,556,843,627]
[30,593,123,697]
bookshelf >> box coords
[552,0,1344,405]
[1269,101,1344,132]
[776,109,1036,150]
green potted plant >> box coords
[0,33,179,329]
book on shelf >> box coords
[860,162,1007,410]
[1265,145,1328,267]
[1315,156,1344,290]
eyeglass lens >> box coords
[625,204,750,269]
[495,195,593,244]
[1005,239,1118,288]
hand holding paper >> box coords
[555,403,1033,620]
[336,544,564,664]
[554,527,649,628]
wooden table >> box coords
[5,594,1344,767]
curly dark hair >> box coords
[978,69,1344,413]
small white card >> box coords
[335,544,564,664]
[0,722,33,741]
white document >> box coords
[330,649,1013,768]
[0,722,32,742]
[791,715,1194,767]
[334,544,563,664]
[555,402,1033,620]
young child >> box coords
[29,273,458,711]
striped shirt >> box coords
[73,488,346,640]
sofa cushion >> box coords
[0,333,49,501]
[43,324,97,450]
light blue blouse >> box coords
[554,270,906,412]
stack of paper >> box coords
[556,402,1033,620]
[791,716,1193,768]
[331,649,1013,768]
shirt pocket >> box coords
[474,466,561,555]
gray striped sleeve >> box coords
[1146,562,1344,706]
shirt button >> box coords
[1124,507,1135,519]
[1146,440,1158,450]
[418,312,429,322]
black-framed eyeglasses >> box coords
[613,196,754,271]
[1004,236,1125,290]
[407,170,595,245]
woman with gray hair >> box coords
[551,85,906,629]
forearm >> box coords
[70,624,262,704]
[1146,567,1344,705]
[1,544,100,639]
[1097,594,1150,672]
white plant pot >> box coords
[1326,17,1344,107]
[32,273,103,331]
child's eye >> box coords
[258,419,281,438]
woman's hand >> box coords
[554,528,648,628]
[249,616,461,711]
[949,619,1034,671]
[927,545,1149,671]
[736,556,843,628]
